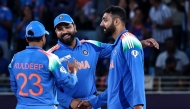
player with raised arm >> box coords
[8,21,79,109]
[78,6,146,109]
[48,13,158,109]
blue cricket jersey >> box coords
[48,38,113,108]
[8,46,77,105]
[89,30,146,109]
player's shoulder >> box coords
[120,32,142,52]
[46,44,60,53]
[39,49,59,60]
[81,40,102,47]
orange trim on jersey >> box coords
[120,32,135,40]
[47,44,60,53]
[39,49,51,57]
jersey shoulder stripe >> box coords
[39,49,61,72]
[47,44,60,53]
[83,40,101,47]
[121,32,142,52]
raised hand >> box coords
[66,58,79,74]
[141,38,159,49]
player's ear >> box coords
[25,36,28,42]
[73,24,77,33]
[114,17,120,26]
[42,35,46,42]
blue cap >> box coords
[54,14,74,28]
[26,21,49,37]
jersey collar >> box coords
[113,30,128,45]
[26,46,43,50]
[58,37,81,49]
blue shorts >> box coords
[16,104,57,109]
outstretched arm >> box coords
[140,38,159,49]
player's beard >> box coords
[103,21,116,37]
[58,31,76,46]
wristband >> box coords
[73,68,77,75]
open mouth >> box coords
[62,34,71,40]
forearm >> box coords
[89,89,107,108]
[57,89,74,108]
[57,73,78,89]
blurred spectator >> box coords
[149,0,173,66]
[20,0,45,21]
[118,0,129,20]
[46,0,76,19]
[0,45,9,92]
[0,0,12,61]
[14,5,34,52]
[74,0,94,30]
[127,7,151,40]
[127,7,151,74]
[155,37,189,75]
[160,56,181,91]
[1,0,6,6]
[149,0,173,50]
[138,0,151,22]
[0,45,9,76]
[159,56,180,76]
[167,0,188,50]
[91,0,118,41]
[128,0,138,20]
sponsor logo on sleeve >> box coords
[60,66,67,74]
[59,54,71,62]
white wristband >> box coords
[73,68,77,75]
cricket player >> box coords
[78,6,146,109]
[8,21,79,109]
[48,13,158,109]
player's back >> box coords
[10,47,57,105]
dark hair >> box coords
[27,37,43,42]
[165,37,175,43]
[104,5,127,24]
[26,30,43,42]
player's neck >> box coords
[28,42,43,48]
[70,37,77,49]
[112,26,126,40]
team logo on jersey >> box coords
[131,50,139,58]
[82,50,89,56]
[60,66,67,74]
[59,15,64,20]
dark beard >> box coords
[58,32,76,46]
[104,22,116,37]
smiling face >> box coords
[55,22,77,46]
[100,13,116,37]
